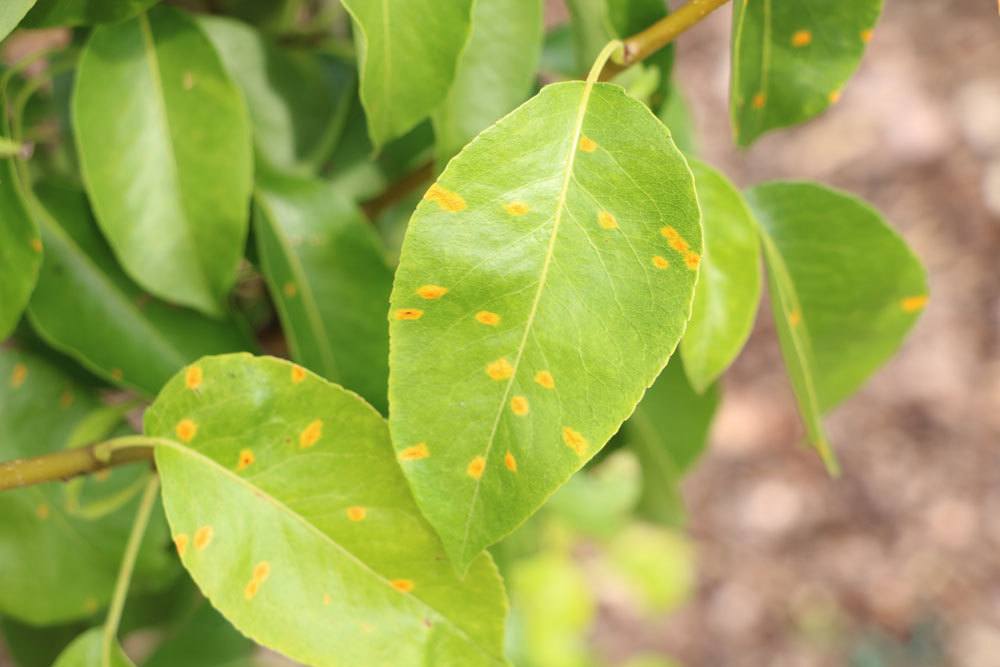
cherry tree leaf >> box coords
[730,0,882,146]
[73,5,253,316]
[747,182,928,469]
[0,132,40,339]
[680,159,761,393]
[147,354,508,667]
[52,628,135,667]
[389,79,700,570]
[340,0,473,149]
[23,0,158,27]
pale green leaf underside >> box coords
[730,0,882,146]
[147,354,507,667]
[389,80,701,570]
[747,182,927,458]
[53,628,135,667]
[0,151,40,339]
[73,5,252,316]
[680,159,761,393]
[341,0,473,148]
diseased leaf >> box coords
[624,357,718,526]
[680,160,761,392]
[73,5,253,316]
[730,0,882,146]
[340,0,473,149]
[0,132,40,339]
[200,15,354,175]
[433,0,543,165]
[389,79,700,570]
[147,354,508,667]
[253,170,393,413]
[26,182,253,396]
[747,182,927,467]
[23,0,158,27]
[0,1,36,42]
[0,349,175,625]
[52,628,135,667]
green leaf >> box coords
[23,0,158,27]
[388,78,700,570]
[0,137,40,340]
[73,5,253,316]
[52,628,135,667]
[730,0,882,146]
[340,0,473,149]
[253,171,393,413]
[146,354,508,667]
[606,524,695,614]
[0,1,36,42]
[624,357,718,526]
[545,451,640,539]
[1,617,87,667]
[746,182,927,468]
[680,159,761,392]
[657,85,696,155]
[143,602,254,667]
[199,15,354,175]
[432,0,543,165]
[26,181,253,396]
[0,349,175,625]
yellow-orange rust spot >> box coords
[486,357,513,380]
[579,136,597,152]
[183,71,194,90]
[10,363,27,389]
[174,534,189,557]
[83,598,98,614]
[901,295,929,313]
[684,251,701,270]
[791,29,812,47]
[861,29,873,43]
[467,456,486,480]
[391,579,414,593]
[237,449,255,471]
[94,469,111,482]
[504,201,529,216]
[110,368,124,382]
[194,525,214,550]
[300,419,323,448]
[283,282,298,298]
[59,390,75,408]
[291,365,307,384]
[31,238,42,253]
[395,308,424,321]
[597,210,618,230]
[661,226,690,253]
[652,255,670,269]
[789,309,802,327]
[323,593,331,606]
[244,580,259,600]
[399,442,430,461]
[511,395,529,416]
[475,311,501,326]
[828,89,842,104]
[176,419,197,443]
[562,427,587,456]
[504,451,517,472]
[346,506,366,522]
[752,92,766,109]
[185,365,203,390]
[417,284,448,300]
[36,503,49,520]
[534,370,555,389]
[254,561,271,582]
[424,184,466,212]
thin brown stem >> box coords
[0,443,154,492]
[360,161,434,221]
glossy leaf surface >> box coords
[27,182,253,396]
[253,171,393,413]
[23,0,158,27]
[730,0,882,145]
[433,0,543,165]
[0,141,40,339]
[52,628,135,667]
[389,80,700,569]
[73,5,253,315]
[680,160,760,392]
[747,182,927,462]
[0,349,174,625]
[148,354,508,667]
[340,0,473,149]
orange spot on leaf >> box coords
[652,255,669,269]
[174,534,189,557]
[346,506,366,522]
[31,238,42,253]
[562,427,587,456]
[861,28,873,43]
[291,365,307,383]
[791,29,812,47]
[789,309,802,327]
[194,525,214,550]
[504,201,529,216]
[579,136,597,152]
[511,395,529,416]
[185,365,203,390]
[901,295,928,312]
[323,593,331,606]
[283,282,298,298]
[684,251,701,270]
[467,456,486,480]
[597,211,618,229]
[399,442,430,461]
[486,357,513,380]
[417,284,448,300]
[300,420,323,448]
[752,92,766,109]
[828,89,842,104]
[35,503,49,520]
[475,311,501,326]
[59,390,75,408]
[391,579,414,593]
[237,449,255,470]
[10,363,26,389]
[424,184,466,212]
[176,419,197,443]
[254,561,271,582]
[110,368,124,382]
[534,370,555,389]
[395,308,424,321]
[505,451,517,472]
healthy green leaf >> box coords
[143,602,254,667]
[52,628,135,667]
[389,78,701,570]
[680,159,761,392]
[22,0,158,27]
[253,170,393,413]
[200,15,354,175]
[432,0,543,165]
[624,357,718,526]
[730,0,882,146]
[657,86,696,156]
[746,182,928,468]
[73,5,253,316]
[147,354,508,667]
[0,135,40,339]
[0,1,36,42]
[26,181,253,396]
[0,349,174,625]
[340,0,473,149]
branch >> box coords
[360,161,434,221]
[0,442,154,492]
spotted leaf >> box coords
[389,79,700,570]
[147,354,508,667]
[730,0,882,146]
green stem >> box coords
[103,476,160,666]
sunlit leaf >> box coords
[0,1,36,42]
[389,78,700,570]
[23,0,158,27]
[730,0,882,145]
[147,354,508,667]
[253,170,393,413]
[0,133,40,339]
[658,85,696,156]
[73,5,253,316]
[52,628,135,667]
